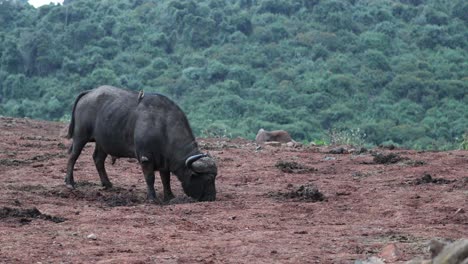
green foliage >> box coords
[459,133,468,150]
[0,0,466,150]
[328,128,367,147]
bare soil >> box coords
[0,116,467,263]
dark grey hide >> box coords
[65,86,217,202]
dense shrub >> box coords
[0,0,466,150]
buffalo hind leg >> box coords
[160,170,175,202]
[93,145,112,189]
[141,161,157,202]
[65,138,87,189]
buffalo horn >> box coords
[185,154,208,170]
[191,157,217,174]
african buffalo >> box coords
[65,86,217,202]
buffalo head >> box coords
[183,154,217,201]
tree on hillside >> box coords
[0,0,466,150]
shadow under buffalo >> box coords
[10,181,231,207]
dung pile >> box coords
[269,184,325,202]
[98,192,145,207]
[372,152,404,164]
[0,207,65,223]
[275,160,317,173]
[413,173,455,185]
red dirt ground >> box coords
[0,116,466,263]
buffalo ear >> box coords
[191,157,217,174]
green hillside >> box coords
[0,0,467,149]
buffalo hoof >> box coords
[147,194,162,204]
[163,193,175,202]
[101,183,113,190]
[65,183,75,190]
[147,198,162,205]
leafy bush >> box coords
[0,0,466,150]
[328,128,367,147]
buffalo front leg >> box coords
[140,161,157,202]
[160,170,175,202]
[65,138,87,189]
[93,145,112,189]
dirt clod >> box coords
[354,147,368,154]
[379,144,396,150]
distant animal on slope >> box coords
[255,128,295,144]
[65,85,217,202]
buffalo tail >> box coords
[67,90,90,139]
